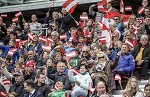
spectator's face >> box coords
[6,28,13,35]
[52,12,59,19]
[61,8,67,15]
[51,23,58,31]
[43,52,49,59]
[83,27,88,33]
[24,83,31,92]
[82,12,88,16]
[9,41,14,47]
[130,16,136,22]
[96,81,106,95]
[145,86,150,97]
[131,78,137,89]
[24,23,29,29]
[33,35,38,42]
[28,51,34,58]
[97,54,106,63]
[55,54,62,61]
[93,32,98,38]
[86,20,93,26]
[37,74,45,84]
[46,59,52,66]
[10,34,16,39]
[14,75,22,83]
[31,15,37,22]
[55,82,63,90]
[145,17,150,25]
[121,45,128,54]
[144,9,150,16]
[82,47,89,57]
[114,17,120,24]
[51,33,58,41]
[11,23,17,29]
[140,36,148,46]
[79,65,87,74]
[142,0,148,7]
[57,63,65,73]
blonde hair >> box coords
[97,51,109,61]
[124,76,143,96]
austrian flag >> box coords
[60,34,67,40]
[42,45,51,51]
[15,11,22,17]
[80,16,88,20]
[138,7,145,14]
[8,48,17,56]
[1,14,7,18]
[12,17,18,23]
[62,0,79,14]
[125,6,132,11]
[125,39,134,48]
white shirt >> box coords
[29,89,35,97]
[30,22,41,34]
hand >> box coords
[91,4,96,7]
[68,64,72,70]
[59,12,63,18]
[46,12,50,17]
[91,73,95,79]
[75,21,79,26]
[137,60,144,66]
[76,81,81,86]
[118,69,123,71]
[117,51,121,56]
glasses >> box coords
[114,19,119,20]
[98,56,104,59]
[82,51,88,53]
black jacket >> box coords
[131,43,150,61]
[23,89,44,97]
[9,80,24,97]
[24,71,36,81]
[36,83,51,97]
[47,66,71,90]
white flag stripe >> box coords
[65,0,79,12]
[66,52,76,57]
[125,40,133,47]
[0,92,7,96]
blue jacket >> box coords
[114,53,135,75]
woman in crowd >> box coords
[68,64,92,97]
[144,84,150,97]
[123,76,144,97]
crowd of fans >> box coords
[0,0,150,97]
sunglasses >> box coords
[98,56,104,59]
[114,19,119,20]
[82,51,88,53]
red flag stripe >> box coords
[42,45,51,51]
[120,0,124,13]
[80,16,88,20]
[27,33,34,40]
[1,14,7,18]
[125,6,132,11]
[12,17,18,22]
[138,7,145,14]
[63,0,79,14]
[15,11,22,17]
[125,39,134,48]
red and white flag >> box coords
[132,25,140,34]
[125,39,134,48]
[123,14,131,25]
[1,14,7,18]
[27,33,34,40]
[97,1,108,12]
[8,48,17,56]
[99,36,107,43]
[84,30,91,37]
[120,0,124,13]
[15,11,22,17]
[66,51,76,62]
[2,78,10,85]
[72,68,79,75]
[16,39,21,42]
[47,37,54,43]
[12,17,18,23]
[80,16,88,20]
[42,45,51,51]
[125,6,132,11]
[136,17,144,24]
[60,34,67,40]
[115,74,121,83]
[19,40,27,46]
[138,6,145,14]
[0,90,7,97]
[88,82,95,93]
[49,2,53,8]
[62,0,79,14]
[39,36,47,42]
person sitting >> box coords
[68,64,92,97]
[131,35,150,80]
[92,80,113,97]
[113,44,135,89]
[144,84,150,97]
[90,52,119,92]
[123,76,144,97]
[48,81,66,97]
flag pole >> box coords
[69,14,78,23]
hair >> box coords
[78,63,88,70]
[97,52,109,61]
[70,27,77,31]
[140,34,148,41]
[10,31,17,38]
[24,79,36,89]
[36,72,45,78]
[51,31,59,36]
[124,76,143,96]
[145,84,150,91]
